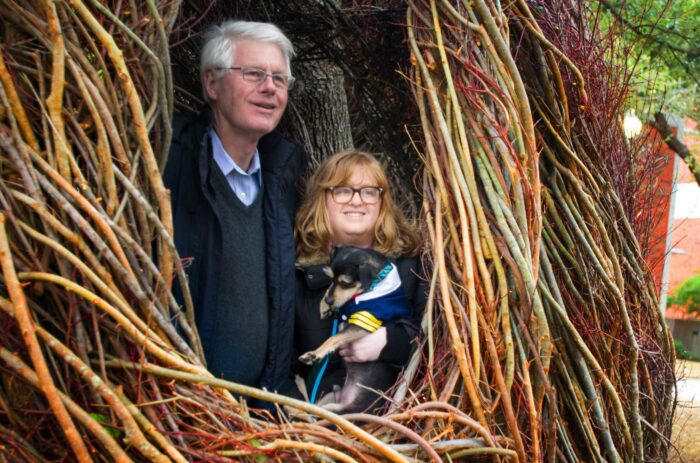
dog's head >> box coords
[319,246,390,318]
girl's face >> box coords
[325,165,382,248]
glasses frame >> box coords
[217,66,296,90]
[327,186,384,205]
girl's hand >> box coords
[339,327,387,362]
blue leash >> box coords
[309,317,338,404]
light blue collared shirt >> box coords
[210,129,262,206]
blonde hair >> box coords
[295,150,419,265]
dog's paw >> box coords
[298,352,319,365]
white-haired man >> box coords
[164,20,306,394]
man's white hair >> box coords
[200,20,295,102]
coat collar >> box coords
[195,105,297,181]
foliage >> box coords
[668,274,700,315]
[675,339,700,361]
[88,414,121,439]
[597,0,700,120]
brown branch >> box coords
[0,213,92,463]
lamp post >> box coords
[623,109,643,139]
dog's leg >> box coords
[316,362,398,414]
[315,386,340,408]
[294,374,309,402]
[315,382,362,414]
[315,385,352,413]
[298,325,367,365]
[318,401,347,413]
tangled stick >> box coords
[0,1,674,461]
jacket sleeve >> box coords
[257,132,310,394]
[163,112,200,212]
[379,256,427,366]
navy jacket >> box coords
[164,110,307,393]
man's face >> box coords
[205,39,289,142]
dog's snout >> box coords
[324,295,335,306]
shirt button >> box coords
[240,192,246,198]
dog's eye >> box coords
[338,274,354,286]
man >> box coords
[164,20,306,394]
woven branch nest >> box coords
[0,1,675,462]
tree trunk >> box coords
[281,58,354,167]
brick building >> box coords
[666,118,700,318]
[664,117,700,356]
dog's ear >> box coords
[358,263,377,290]
[329,245,344,262]
[322,266,334,279]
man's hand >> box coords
[339,327,387,363]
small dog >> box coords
[298,246,412,413]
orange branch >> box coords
[0,213,92,463]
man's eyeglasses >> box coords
[217,67,295,90]
[328,186,383,204]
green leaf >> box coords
[89,413,122,439]
[668,273,700,315]
[248,438,267,463]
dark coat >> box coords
[164,110,307,393]
[293,255,425,399]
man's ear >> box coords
[203,69,219,102]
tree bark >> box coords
[281,58,353,167]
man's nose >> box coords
[259,74,277,91]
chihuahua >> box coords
[298,246,412,413]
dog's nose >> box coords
[324,295,334,306]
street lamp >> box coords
[623,109,643,139]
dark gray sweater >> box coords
[203,164,268,385]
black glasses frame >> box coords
[327,186,384,204]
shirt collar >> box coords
[210,128,261,177]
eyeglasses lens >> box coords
[331,187,381,204]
